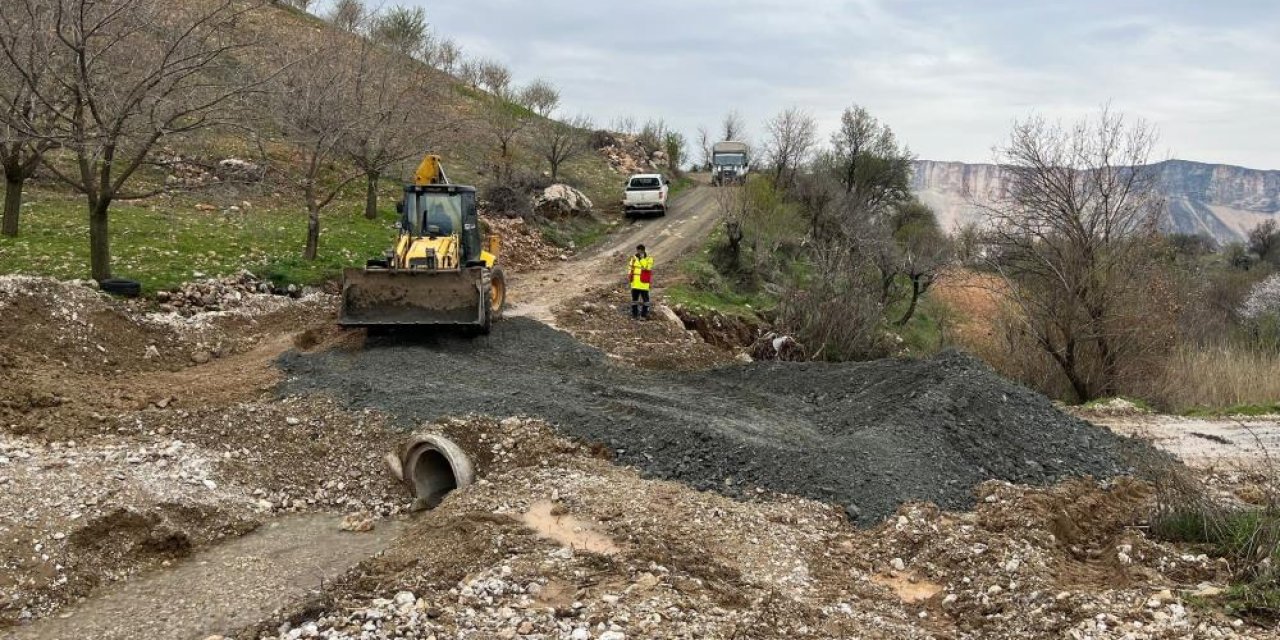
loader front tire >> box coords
[489,267,507,320]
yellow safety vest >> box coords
[629,255,654,291]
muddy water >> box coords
[9,514,406,640]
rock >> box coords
[890,557,906,571]
[394,591,416,607]
[202,479,217,490]
[195,203,217,212]
[533,184,594,216]
[340,513,374,532]
[517,620,534,634]
[286,417,301,426]
[570,629,590,640]
[144,345,160,359]
[191,351,212,364]
[599,632,626,640]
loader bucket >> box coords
[339,267,486,327]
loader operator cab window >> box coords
[415,193,462,237]
[402,188,482,264]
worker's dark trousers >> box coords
[631,289,650,318]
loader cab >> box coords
[399,184,484,265]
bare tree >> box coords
[0,3,56,237]
[721,109,745,141]
[537,114,591,181]
[0,0,260,280]
[457,58,482,88]
[327,0,365,32]
[477,59,512,97]
[342,40,449,219]
[268,25,368,260]
[285,0,316,12]
[696,125,712,170]
[611,115,637,136]
[481,93,529,182]
[370,5,428,58]
[433,38,462,74]
[980,108,1164,401]
[518,79,560,118]
[664,131,687,174]
[763,107,817,187]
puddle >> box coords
[520,500,619,555]
[10,514,406,640]
[871,573,944,604]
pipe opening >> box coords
[399,434,475,511]
[411,449,458,509]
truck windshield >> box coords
[714,153,746,166]
[627,177,661,190]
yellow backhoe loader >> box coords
[339,155,505,333]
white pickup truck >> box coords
[623,173,670,218]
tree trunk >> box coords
[89,199,112,281]
[2,176,22,237]
[549,160,559,182]
[896,278,922,326]
[725,219,743,268]
[364,170,380,220]
[304,203,321,260]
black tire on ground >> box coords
[658,207,667,217]
[477,288,492,336]
[489,267,507,320]
[100,278,142,298]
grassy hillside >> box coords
[0,1,627,290]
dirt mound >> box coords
[278,318,1153,525]
[555,286,737,370]
[0,275,337,437]
[482,216,566,273]
[0,276,189,371]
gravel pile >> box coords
[278,319,1152,525]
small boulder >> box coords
[534,184,594,216]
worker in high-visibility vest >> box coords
[627,244,654,319]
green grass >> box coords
[0,188,397,292]
[669,175,696,198]
[1153,506,1280,621]
[1182,403,1280,418]
[664,228,773,318]
[538,216,611,251]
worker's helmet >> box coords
[636,244,646,252]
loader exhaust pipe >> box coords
[387,434,475,511]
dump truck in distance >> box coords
[711,141,749,186]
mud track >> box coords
[507,182,721,324]
[279,319,1142,525]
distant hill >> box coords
[912,159,1280,243]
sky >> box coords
[350,0,1279,169]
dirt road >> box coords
[1088,413,1280,469]
[507,182,722,323]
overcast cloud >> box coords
[345,1,1279,169]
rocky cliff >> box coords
[912,159,1280,242]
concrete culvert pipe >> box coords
[398,434,475,511]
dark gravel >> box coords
[278,318,1147,525]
